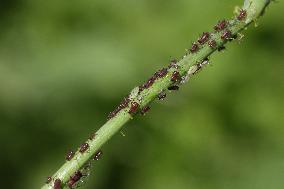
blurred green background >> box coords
[0,0,283,189]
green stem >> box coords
[42,0,271,188]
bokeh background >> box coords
[0,0,283,189]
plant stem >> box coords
[42,0,272,188]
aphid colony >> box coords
[45,9,247,189]
[46,134,103,189]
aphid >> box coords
[70,171,82,182]
[237,9,247,20]
[214,20,227,31]
[128,101,139,114]
[46,176,52,184]
[143,77,155,89]
[118,96,130,109]
[68,171,83,188]
[141,106,150,115]
[190,42,199,53]
[93,150,103,161]
[171,71,181,82]
[79,143,89,153]
[89,133,96,140]
[154,68,168,78]
[54,179,62,189]
[168,85,179,91]
[208,39,217,49]
[221,30,232,40]
[198,32,210,45]
[66,150,75,161]
[158,92,166,100]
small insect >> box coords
[190,42,199,53]
[198,32,210,45]
[214,20,227,31]
[68,171,83,188]
[46,176,52,184]
[221,30,232,40]
[141,106,150,115]
[168,85,179,91]
[154,68,168,78]
[237,9,247,20]
[66,150,75,161]
[158,92,166,100]
[93,150,103,161]
[128,101,139,114]
[54,179,62,189]
[171,71,180,82]
[79,143,89,153]
[208,40,217,48]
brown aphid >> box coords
[221,30,232,40]
[171,71,181,82]
[168,85,179,91]
[158,92,166,100]
[128,101,139,114]
[198,32,210,45]
[237,9,247,20]
[154,68,168,78]
[190,42,199,53]
[93,150,103,161]
[68,171,83,188]
[54,179,62,189]
[214,20,227,31]
[208,40,217,48]
[79,143,89,153]
[66,150,75,161]
[143,77,156,89]
[70,171,82,182]
[141,106,150,115]
[46,176,52,184]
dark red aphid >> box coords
[158,92,166,100]
[221,30,232,40]
[70,171,82,182]
[66,150,75,161]
[154,68,168,78]
[107,96,130,120]
[190,42,199,53]
[68,171,83,188]
[237,9,247,20]
[214,20,227,31]
[93,150,103,161]
[46,176,52,184]
[79,143,89,153]
[128,101,139,114]
[168,85,179,91]
[54,179,62,189]
[141,106,150,115]
[208,40,217,49]
[171,71,181,82]
[143,77,156,89]
[198,32,210,45]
